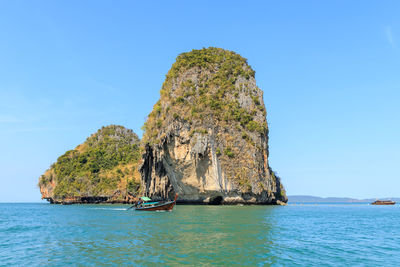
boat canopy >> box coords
[142,202,159,205]
[140,196,151,201]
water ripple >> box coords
[0,203,399,265]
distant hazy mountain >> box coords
[288,195,400,203]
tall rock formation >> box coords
[140,47,287,204]
[38,125,141,204]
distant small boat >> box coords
[371,200,396,205]
[134,194,178,211]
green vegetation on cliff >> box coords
[140,47,279,195]
[39,125,142,200]
[142,47,268,145]
[38,47,285,203]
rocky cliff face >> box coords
[39,125,141,204]
[140,48,287,204]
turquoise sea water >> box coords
[1,203,399,266]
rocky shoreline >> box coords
[43,197,287,206]
[43,193,138,205]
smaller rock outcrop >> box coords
[38,125,142,204]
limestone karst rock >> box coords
[140,47,287,204]
[38,125,141,204]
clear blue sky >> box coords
[0,0,399,202]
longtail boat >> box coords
[134,194,178,211]
[371,200,396,205]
